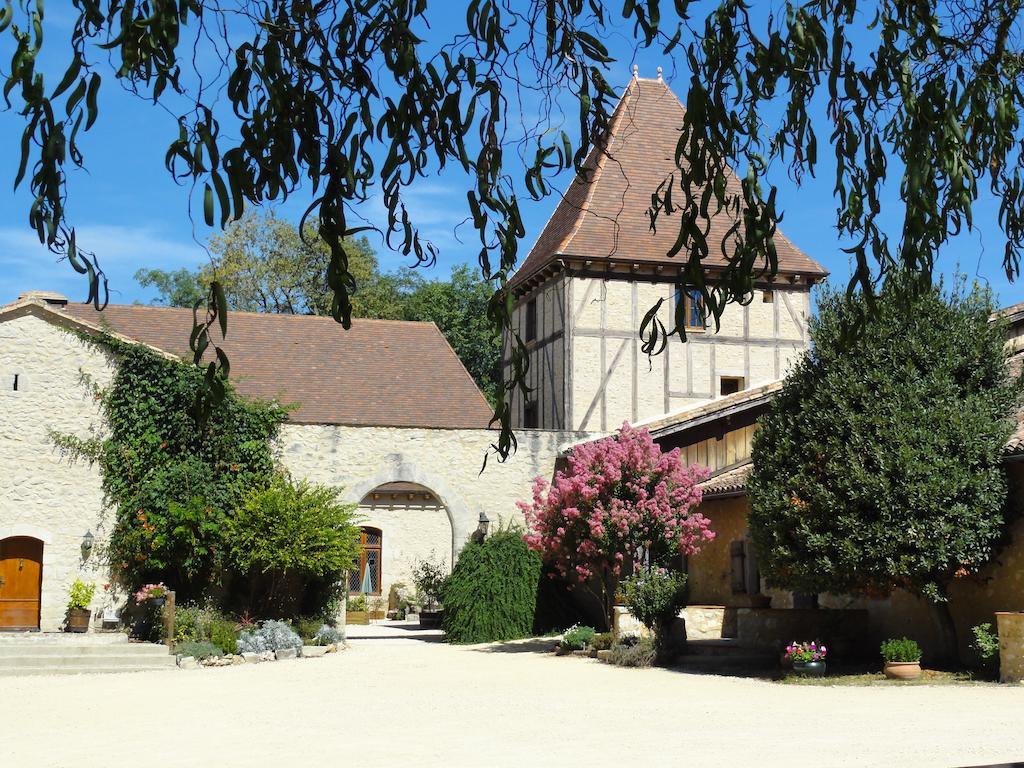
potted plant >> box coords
[65,579,96,633]
[880,637,922,680]
[784,640,827,676]
[131,583,169,641]
[346,594,369,625]
[134,582,169,607]
[367,595,387,621]
[412,556,448,629]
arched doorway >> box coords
[353,482,453,602]
[0,536,44,631]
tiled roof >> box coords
[638,380,784,437]
[45,302,494,430]
[699,461,752,497]
[509,77,827,290]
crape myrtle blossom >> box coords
[520,423,714,596]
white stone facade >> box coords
[0,311,118,631]
[0,303,589,629]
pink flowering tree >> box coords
[520,423,714,629]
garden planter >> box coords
[791,661,825,677]
[65,607,91,633]
[419,609,444,629]
[347,611,369,625]
[883,661,922,680]
[996,612,1024,683]
[368,610,387,621]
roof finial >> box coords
[657,66,663,82]
[632,64,639,79]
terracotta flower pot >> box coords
[884,660,921,680]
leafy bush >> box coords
[880,637,922,663]
[209,618,239,655]
[411,556,449,610]
[177,641,224,660]
[67,579,96,611]
[607,637,656,668]
[443,528,541,644]
[621,566,687,657]
[237,619,303,653]
[590,632,613,651]
[347,595,367,612]
[560,624,596,651]
[748,278,1021,660]
[970,623,1000,676]
[229,474,360,615]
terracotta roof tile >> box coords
[699,461,752,497]
[510,78,827,289]
[58,303,494,430]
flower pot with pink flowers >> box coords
[785,640,827,676]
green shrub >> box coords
[621,566,687,658]
[229,474,360,616]
[209,618,239,655]
[607,637,656,668]
[560,625,596,651]
[293,617,323,642]
[67,579,96,611]
[442,528,541,644]
[590,632,614,651]
[880,637,922,663]
[177,640,223,660]
[347,595,366,612]
[411,556,449,610]
[970,623,1000,676]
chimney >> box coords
[18,290,69,308]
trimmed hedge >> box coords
[442,529,541,644]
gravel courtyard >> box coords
[2,622,1021,768]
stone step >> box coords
[0,661,178,677]
[0,643,172,658]
[0,632,130,644]
[0,652,176,670]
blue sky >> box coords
[0,6,1020,309]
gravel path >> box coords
[1,622,1021,767]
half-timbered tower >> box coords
[505,73,828,431]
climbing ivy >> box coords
[55,337,288,600]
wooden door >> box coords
[0,537,43,630]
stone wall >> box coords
[0,311,116,631]
[278,424,587,599]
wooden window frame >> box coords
[523,400,539,429]
[349,526,383,596]
[674,286,706,331]
[719,376,745,396]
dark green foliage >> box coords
[969,623,1000,677]
[621,567,688,636]
[559,625,596,651]
[172,604,239,655]
[880,637,922,663]
[66,342,287,599]
[442,529,542,644]
[748,279,1021,604]
[590,632,614,652]
[208,619,239,656]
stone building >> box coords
[0,296,581,631]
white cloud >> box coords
[0,223,205,305]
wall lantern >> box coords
[81,530,95,559]
[477,511,491,539]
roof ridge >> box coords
[67,302,438,326]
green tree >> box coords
[9,2,1024,458]
[135,267,205,308]
[747,277,1022,660]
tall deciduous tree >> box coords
[7,2,1024,457]
[521,423,713,629]
[747,277,1022,660]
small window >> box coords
[525,299,537,342]
[523,400,539,429]
[12,374,19,392]
[720,376,744,396]
[674,286,705,330]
